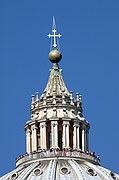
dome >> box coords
[0,18,119,180]
[1,155,119,180]
[49,48,62,63]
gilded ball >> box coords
[49,48,62,63]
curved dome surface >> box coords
[0,158,119,180]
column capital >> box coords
[62,120,70,126]
[25,124,31,131]
[51,120,58,127]
[39,122,46,128]
[31,124,38,130]
[73,120,80,127]
[26,128,31,133]
[81,123,86,130]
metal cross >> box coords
[48,29,62,48]
[48,17,62,48]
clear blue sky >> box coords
[0,0,119,176]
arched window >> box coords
[58,130,62,150]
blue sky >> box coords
[0,0,119,176]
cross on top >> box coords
[48,17,62,48]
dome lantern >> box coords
[1,17,119,180]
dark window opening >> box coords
[58,130,62,150]
[48,131,52,149]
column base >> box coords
[41,147,47,150]
[50,146,59,149]
[63,146,70,149]
[76,148,81,151]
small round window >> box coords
[34,168,42,176]
[110,172,117,180]
[11,173,18,179]
[60,167,71,175]
[87,168,97,176]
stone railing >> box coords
[16,151,100,167]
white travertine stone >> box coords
[43,96,47,105]
[40,123,43,149]
[70,91,74,105]
[62,123,66,148]
[73,121,80,149]
[66,122,69,147]
[51,121,54,147]
[57,109,63,117]
[82,123,86,152]
[73,125,77,149]
[40,122,46,149]
[52,108,57,117]
[35,92,39,107]
[26,127,31,154]
[77,125,80,149]
[63,108,67,117]
[79,95,82,104]
[70,109,75,119]
[43,123,47,149]
[47,108,51,119]
[31,95,35,110]
[31,124,37,152]
[43,108,47,119]
[51,121,58,148]
[76,92,80,107]
[52,95,56,104]
[54,121,58,147]
[63,121,69,148]
[62,95,66,104]
[32,111,39,120]
[76,111,80,119]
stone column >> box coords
[54,121,58,148]
[51,121,58,148]
[40,123,43,149]
[77,125,80,150]
[62,122,66,148]
[26,126,31,154]
[66,122,70,148]
[51,121,54,148]
[43,123,46,149]
[73,121,80,150]
[63,121,69,148]
[73,124,77,149]
[40,122,46,149]
[81,123,86,152]
[31,124,37,152]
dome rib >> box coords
[18,162,39,180]
[43,64,70,98]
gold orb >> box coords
[49,48,62,63]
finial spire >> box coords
[48,17,62,64]
[48,17,62,48]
